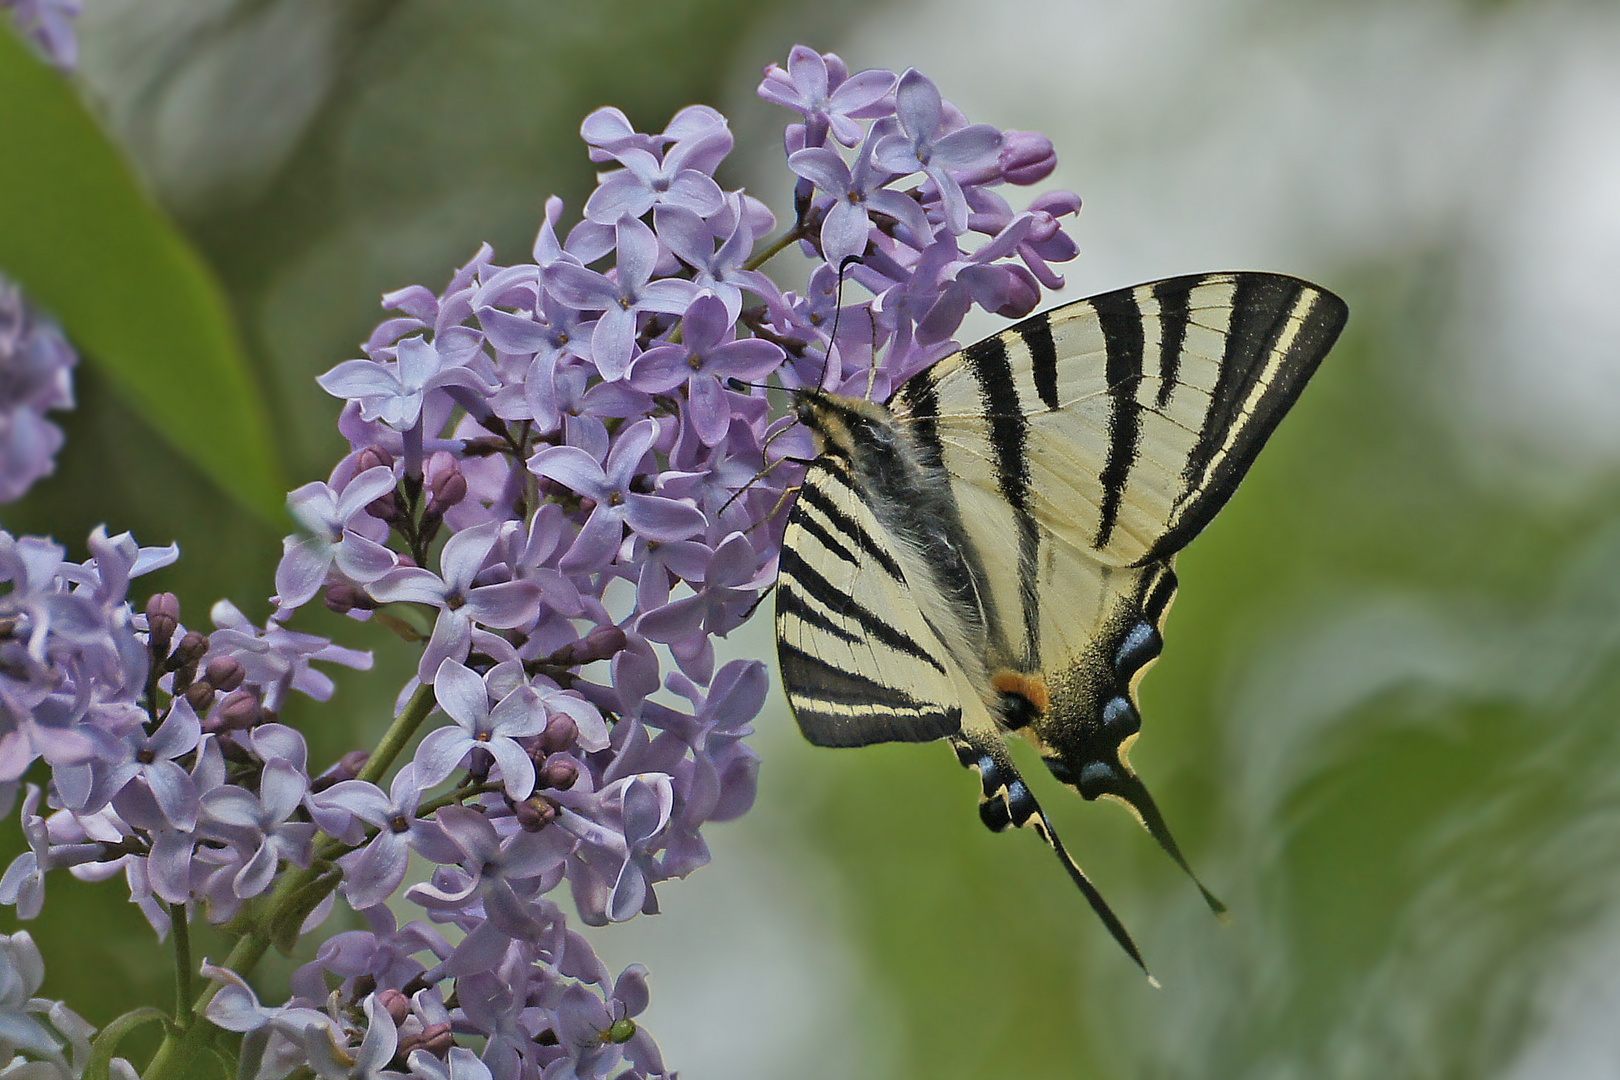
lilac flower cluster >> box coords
[0,0,79,70]
[0,47,1078,1080]
[0,281,76,504]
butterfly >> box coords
[774,271,1348,976]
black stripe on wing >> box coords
[961,333,1044,671]
[1092,289,1146,550]
[778,546,947,676]
[1148,273,1348,560]
[778,641,960,747]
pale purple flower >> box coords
[540,218,701,380]
[366,523,540,682]
[872,69,1002,235]
[200,759,316,899]
[788,137,930,266]
[414,660,548,797]
[528,420,707,572]
[276,466,400,611]
[0,788,101,919]
[758,46,895,148]
[627,296,784,446]
[207,600,373,710]
[318,336,497,433]
[582,129,730,225]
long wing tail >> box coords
[950,734,1157,986]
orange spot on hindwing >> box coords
[991,670,1049,729]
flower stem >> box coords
[745,224,807,272]
[170,904,193,1027]
[142,683,440,1080]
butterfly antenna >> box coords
[952,735,1158,985]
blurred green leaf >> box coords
[0,25,284,520]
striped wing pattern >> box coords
[776,271,1348,972]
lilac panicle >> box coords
[0,280,76,503]
[0,44,1080,1080]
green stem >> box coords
[170,904,193,1027]
[744,223,806,272]
[142,683,440,1080]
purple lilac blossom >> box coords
[0,281,75,504]
[0,45,1080,1080]
[0,0,79,69]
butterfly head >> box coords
[792,387,897,462]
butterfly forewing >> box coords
[775,458,965,748]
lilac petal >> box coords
[623,495,707,541]
[465,581,541,629]
[820,200,870,265]
[615,218,660,287]
[145,760,200,831]
[865,188,931,240]
[332,534,397,583]
[786,147,851,192]
[626,345,692,394]
[421,608,473,681]
[527,445,608,497]
[932,124,1003,168]
[561,505,629,572]
[234,841,280,898]
[591,308,638,381]
[689,376,730,447]
[622,776,673,842]
[433,660,490,729]
[486,740,536,799]
[894,68,944,139]
[346,833,410,910]
[638,278,703,315]
[412,726,474,788]
[543,263,618,310]
[584,169,657,224]
[608,865,649,923]
[367,566,447,606]
[202,787,263,829]
[613,965,651,1016]
[259,761,308,820]
[680,293,729,352]
[662,172,726,217]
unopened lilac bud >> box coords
[577,496,597,515]
[184,681,216,712]
[204,657,245,693]
[514,795,560,831]
[426,469,467,517]
[538,714,578,756]
[989,265,1042,320]
[145,593,180,657]
[324,582,377,615]
[537,759,579,791]
[355,446,393,473]
[999,131,1057,185]
[398,1022,453,1059]
[559,624,628,666]
[367,488,400,523]
[208,689,263,733]
[377,989,411,1026]
[167,630,208,690]
[312,749,370,792]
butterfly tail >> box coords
[950,734,1158,985]
[1075,760,1228,919]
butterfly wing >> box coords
[775,455,967,749]
[896,271,1347,895]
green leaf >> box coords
[0,26,285,520]
[84,1006,170,1080]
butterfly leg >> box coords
[949,732,1157,985]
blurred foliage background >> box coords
[5,0,1620,1077]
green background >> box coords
[5,0,1620,1077]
